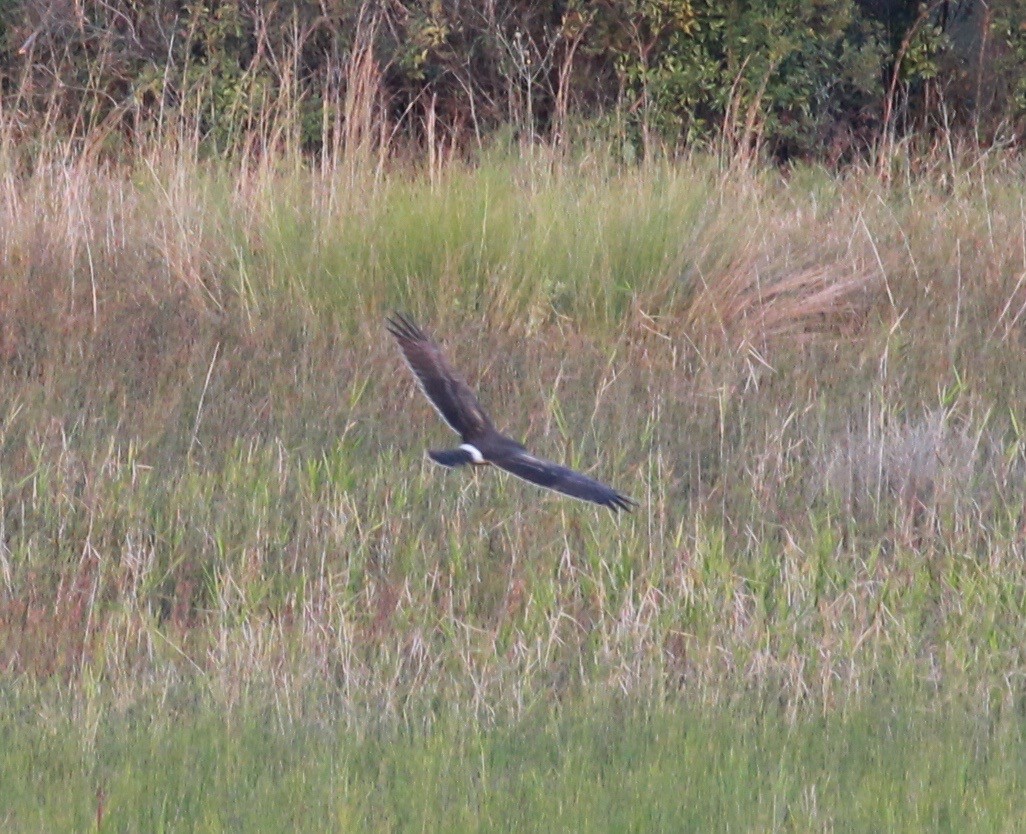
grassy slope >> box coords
[4,140,1026,824]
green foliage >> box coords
[180,2,260,148]
[994,1,1026,123]
[584,0,889,158]
[0,0,1023,160]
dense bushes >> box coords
[0,1,1022,161]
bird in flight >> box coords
[387,313,636,512]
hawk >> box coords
[387,313,635,512]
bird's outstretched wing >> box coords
[494,449,636,512]
[387,313,494,438]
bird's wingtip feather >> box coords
[386,311,425,342]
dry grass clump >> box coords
[814,405,1020,543]
[684,258,876,355]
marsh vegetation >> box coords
[5,2,1026,826]
[5,137,1026,826]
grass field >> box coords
[4,688,1026,831]
[4,134,1026,827]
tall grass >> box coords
[4,133,1026,724]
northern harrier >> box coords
[387,313,635,512]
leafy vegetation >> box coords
[1,1,1022,160]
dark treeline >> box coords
[1,1,1024,162]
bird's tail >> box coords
[428,448,476,467]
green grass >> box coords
[3,688,1025,832]
[5,137,1026,825]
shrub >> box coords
[0,0,1022,161]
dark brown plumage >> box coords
[387,313,636,512]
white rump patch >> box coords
[459,443,485,464]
